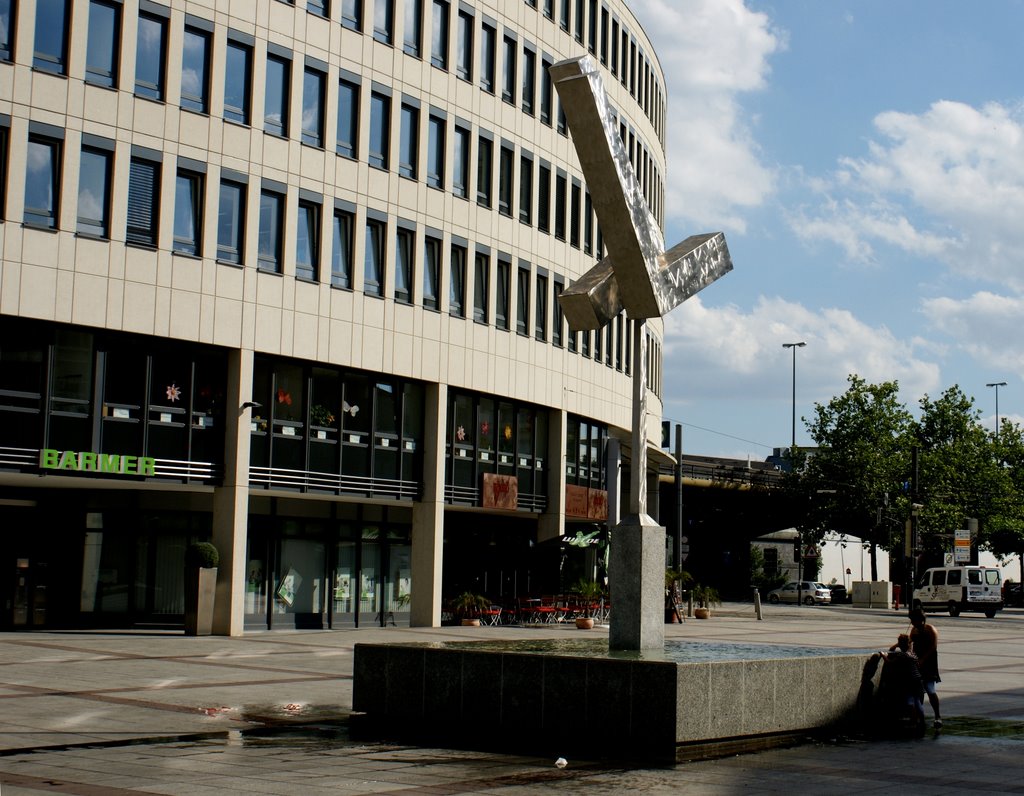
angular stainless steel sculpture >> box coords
[552,55,733,650]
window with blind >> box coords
[126,158,160,247]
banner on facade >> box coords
[482,473,518,510]
[565,485,608,520]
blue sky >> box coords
[627,0,1024,458]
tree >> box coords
[915,386,1014,561]
[793,376,915,579]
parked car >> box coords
[827,583,848,604]
[1002,581,1022,608]
[767,581,832,605]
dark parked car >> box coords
[1003,582,1023,607]
[827,583,848,604]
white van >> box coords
[916,566,1003,618]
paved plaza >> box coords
[1,603,1023,794]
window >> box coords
[179,25,211,113]
[224,38,253,124]
[264,53,290,136]
[452,124,469,199]
[427,112,445,189]
[86,1,121,87]
[495,259,510,330]
[126,156,160,246]
[455,8,472,80]
[364,217,385,296]
[34,0,69,74]
[302,64,326,147]
[77,146,111,238]
[553,279,564,346]
[516,264,530,335]
[479,22,495,93]
[332,208,354,287]
[173,169,203,255]
[135,10,167,100]
[584,190,593,254]
[403,0,422,56]
[554,172,566,240]
[399,102,419,179]
[0,0,12,60]
[540,56,552,125]
[518,155,532,225]
[498,143,513,216]
[258,189,284,272]
[422,235,440,310]
[369,91,391,169]
[217,179,246,264]
[535,273,547,340]
[373,0,394,44]
[521,46,535,115]
[308,0,328,18]
[557,103,567,135]
[574,0,584,41]
[543,0,553,18]
[600,5,608,62]
[337,78,359,158]
[430,0,449,69]
[395,226,414,303]
[449,243,466,317]
[473,250,489,322]
[342,0,362,30]
[501,36,515,104]
[476,134,492,207]
[296,199,320,281]
[611,18,619,75]
[537,163,550,233]
[559,0,569,31]
[570,181,581,248]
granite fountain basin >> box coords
[352,638,870,762]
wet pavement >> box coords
[2,603,1024,794]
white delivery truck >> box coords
[916,565,1003,618]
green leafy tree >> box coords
[793,376,915,579]
[987,420,1024,580]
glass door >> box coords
[273,531,326,629]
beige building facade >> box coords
[0,0,668,633]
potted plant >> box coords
[572,578,604,629]
[451,591,489,626]
[665,568,693,623]
[184,542,219,636]
[692,584,721,620]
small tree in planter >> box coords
[451,591,489,626]
[184,542,219,636]
[572,578,604,629]
[691,584,721,619]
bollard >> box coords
[753,587,762,621]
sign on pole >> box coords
[954,529,971,563]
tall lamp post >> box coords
[783,341,806,597]
[987,382,1007,442]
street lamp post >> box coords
[987,382,1007,442]
[783,341,806,600]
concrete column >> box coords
[410,383,447,627]
[537,408,566,544]
[212,348,253,637]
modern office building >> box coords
[0,0,668,633]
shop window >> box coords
[271,362,305,472]
[452,124,469,199]
[394,225,413,304]
[309,367,340,474]
[403,0,422,56]
[373,0,394,44]
[479,21,495,93]
[86,0,121,88]
[476,134,492,207]
[342,0,362,30]
[100,348,146,454]
[135,8,167,101]
[77,146,112,239]
[450,392,473,488]
[332,208,354,288]
[455,7,472,80]
[497,400,514,472]
[337,78,359,159]
[34,0,69,74]
[296,199,321,281]
[0,333,45,449]
[264,53,291,137]
[258,188,284,272]
[402,382,424,481]
[477,396,494,469]
[173,169,203,256]
[126,156,161,247]
[473,250,489,323]
[225,37,253,125]
[373,381,400,480]
[426,112,445,189]
[147,353,192,460]
[341,373,371,477]
[430,0,448,70]
[180,25,210,113]
[47,329,94,452]
[398,102,418,179]
[302,63,326,147]
[422,234,440,310]
[364,217,385,296]
[368,91,390,169]
[217,179,246,264]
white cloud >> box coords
[662,295,942,404]
[922,292,1024,376]
[629,0,782,232]
[791,100,1024,289]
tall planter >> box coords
[184,543,219,636]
